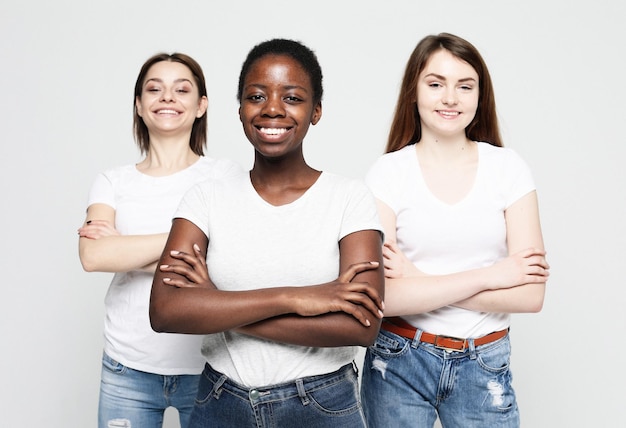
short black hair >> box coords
[237,38,323,105]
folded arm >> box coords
[78,203,167,273]
[375,196,548,317]
[149,219,384,345]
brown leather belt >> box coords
[381,317,508,352]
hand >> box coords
[383,241,422,279]
[77,220,120,239]
[290,261,384,327]
[159,244,216,290]
[486,248,550,289]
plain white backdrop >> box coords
[1,1,624,426]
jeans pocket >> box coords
[476,337,511,373]
[101,353,127,375]
[308,375,361,415]
[367,330,410,358]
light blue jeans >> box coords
[98,352,200,428]
[361,329,520,428]
[188,362,367,428]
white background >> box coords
[1,1,624,427]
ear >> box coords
[197,95,208,118]
[135,96,143,117]
[310,102,322,125]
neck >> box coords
[138,136,199,176]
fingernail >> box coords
[163,278,171,282]
[160,265,168,269]
[170,250,180,255]
[193,243,200,252]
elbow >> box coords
[80,255,98,273]
[149,301,170,333]
[357,320,382,347]
[524,285,546,313]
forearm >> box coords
[150,285,310,334]
[79,233,167,272]
[237,311,381,347]
[382,268,491,317]
[453,282,546,313]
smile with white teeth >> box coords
[438,111,460,117]
[156,109,179,115]
[259,127,288,135]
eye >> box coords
[428,82,442,89]
[146,86,161,93]
[284,95,303,103]
[459,84,474,91]
[246,94,265,102]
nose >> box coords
[442,88,458,106]
[160,88,174,102]
[261,95,285,117]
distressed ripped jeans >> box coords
[98,352,200,428]
[360,329,520,428]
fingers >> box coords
[338,261,380,283]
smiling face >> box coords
[238,54,321,160]
[416,49,479,140]
[135,60,208,139]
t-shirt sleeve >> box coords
[339,179,384,242]
[174,182,211,238]
[87,172,115,209]
[503,149,536,208]
[365,155,398,212]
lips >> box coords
[155,109,180,115]
[258,127,288,135]
[437,110,460,118]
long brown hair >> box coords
[386,33,502,153]
[133,53,208,156]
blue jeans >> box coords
[99,352,200,428]
[361,329,520,428]
[188,362,367,428]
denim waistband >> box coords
[202,362,357,405]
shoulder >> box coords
[95,164,138,184]
[478,142,526,163]
[195,156,244,179]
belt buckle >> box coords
[434,335,467,352]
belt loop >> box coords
[351,360,359,376]
[212,374,227,399]
[296,378,310,406]
[468,338,477,360]
[411,329,423,349]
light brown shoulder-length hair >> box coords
[133,53,208,156]
[386,33,502,153]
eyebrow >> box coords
[245,83,309,92]
[423,73,477,83]
[144,78,194,86]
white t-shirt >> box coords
[175,171,383,387]
[87,156,242,375]
[366,142,535,338]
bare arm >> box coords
[78,203,168,273]
[235,229,385,347]
[376,198,548,317]
[453,191,547,313]
[149,219,384,338]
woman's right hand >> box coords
[290,261,384,327]
[486,248,550,289]
[77,219,120,240]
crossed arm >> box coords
[378,191,549,317]
[78,203,167,273]
[149,218,385,347]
